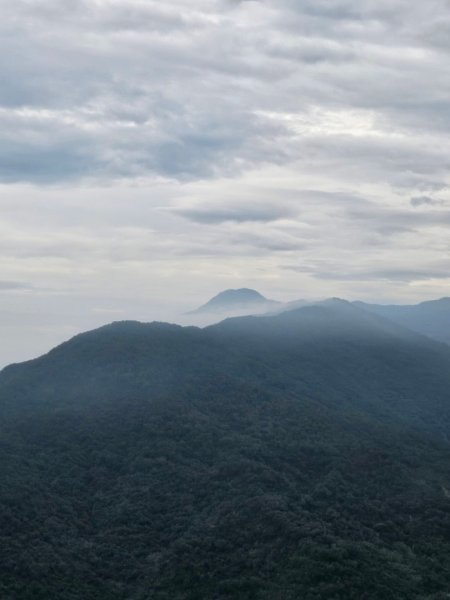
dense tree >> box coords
[1,302,450,598]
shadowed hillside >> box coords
[355,297,450,346]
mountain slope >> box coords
[210,300,450,435]
[355,297,450,345]
[1,305,450,599]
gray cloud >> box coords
[173,203,296,224]
[0,281,33,291]
[284,264,450,284]
[410,195,443,207]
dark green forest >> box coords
[1,301,450,599]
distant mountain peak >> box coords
[189,288,278,315]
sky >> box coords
[1,0,450,366]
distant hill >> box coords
[188,288,279,315]
[355,297,450,345]
[2,303,450,598]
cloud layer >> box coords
[2,0,450,185]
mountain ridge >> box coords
[354,297,450,345]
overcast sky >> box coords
[1,0,450,365]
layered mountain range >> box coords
[188,289,450,344]
[1,295,450,599]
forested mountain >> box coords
[2,302,450,599]
[355,297,450,345]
